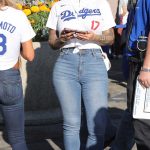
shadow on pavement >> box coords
[0,107,125,150]
[25,123,64,150]
[80,107,124,150]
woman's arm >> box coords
[48,29,65,50]
[122,4,128,17]
[48,29,75,50]
[76,28,115,46]
[96,28,115,45]
[21,39,34,61]
[48,27,114,49]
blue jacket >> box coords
[126,0,150,56]
[122,0,150,80]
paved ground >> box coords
[0,58,137,150]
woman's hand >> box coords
[59,29,75,42]
[75,28,114,46]
[75,31,95,41]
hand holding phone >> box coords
[63,28,87,34]
[75,30,87,34]
[63,28,76,33]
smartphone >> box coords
[75,30,87,34]
[64,28,76,33]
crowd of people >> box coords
[1,0,150,149]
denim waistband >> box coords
[60,47,101,53]
[0,67,19,72]
[0,68,20,80]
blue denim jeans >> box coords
[0,68,28,150]
[53,48,109,150]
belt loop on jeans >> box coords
[91,49,94,56]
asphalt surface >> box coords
[0,58,137,150]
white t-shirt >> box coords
[46,0,116,49]
[0,6,35,70]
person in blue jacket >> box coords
[111,0,150,149]
[126,0,150,149]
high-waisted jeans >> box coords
[53,48,109,150]
[0,68,28,150]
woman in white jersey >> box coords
[46,0,115,149]
[0,0,35,149]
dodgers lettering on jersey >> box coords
[0,21,16,33]
[61,8,101,21]
[46,0,115,33]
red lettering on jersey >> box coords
[91,20,100,30]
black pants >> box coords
[127,60,150,150]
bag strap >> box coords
[115,0,120,24]
[126,0,138,52]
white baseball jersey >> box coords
[46,0,116,49]
[0,6,35,70]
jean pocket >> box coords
[3,80,22,105]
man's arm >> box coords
[138,32,150,88]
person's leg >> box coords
[127,58,150,149]
[110,109,135,150]
[104,117,116,148]
[80,49,109,150]
[110,61,140,150]
[0,68,28,150]
[134,119,150,150]
[80,101,116,149]
[53,49,82,150]
[127,61,150,150]
[1,103,28,150]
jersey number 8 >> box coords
[0,34,7,55]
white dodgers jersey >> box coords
[0,6,35,70]
[46,0,116,49]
